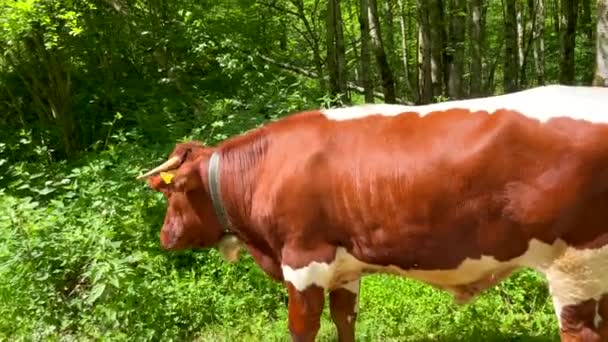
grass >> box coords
[192,272,560,341]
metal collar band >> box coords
[207,152,232,233]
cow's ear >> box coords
[148,173,175,192]
[173,159,203,192]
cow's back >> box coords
[259,106,608,274]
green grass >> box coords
[192,272,559,342]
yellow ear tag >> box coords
[160,172,175,184]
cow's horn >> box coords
[137,156,181,179]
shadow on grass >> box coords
[410,332,558,342]
[316,331,558,342]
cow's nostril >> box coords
[160,229,175,249]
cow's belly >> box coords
[282,238,567,296]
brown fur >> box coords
[143,108,608,341]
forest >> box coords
[0,0,607,340]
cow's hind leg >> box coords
[545,244,608,342]
[598,295,608,340]
[329,279,360,342]
[557,298,602,341]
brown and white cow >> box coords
[138,85,608,341]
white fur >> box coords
[321,85,608,124]
[282,260,334,291]
[282,239,565,294]
[544,243,608,327]
[282,239,608,328]
[340,279,360,294]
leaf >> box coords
[109,276,120,288]
[36,187,55,195]
[86,283,106,305]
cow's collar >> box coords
[207,151,232,233]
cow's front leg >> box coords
[329,279,360,342]
[281,244,338,341]
[286,282,325,342]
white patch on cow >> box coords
[282,260,334,291]
[340,279,360,294]
[282,238,608,328]
[282,239,565,295]
[551,296,564,328]
[544,243,608,327]
[321,85,608,124]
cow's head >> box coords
[137,141,239,256]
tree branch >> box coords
[257,1,300,18]
[256,54,413,104]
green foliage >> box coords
[0,115,287,340]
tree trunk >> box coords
[271,0,326,91]
[594,0,608,86]
[504,0,520,92]
[469,0,486,97]
[410,3,420,98]
[359,0,375,102]
[418,0,433,103]
[559,0,579,85]
[552,0,561,32]
[517,1,525,72]
[384,0,400,97]
[398,0,414,100]
[369,0,397,102]
[326,0,350,103]
[429,0,446,98]
[581,0,593,40]
[534,0,546,85]
[448,0,466,99]
[384,0,396,57]
[19,32,78,158]
[519,0,536,88]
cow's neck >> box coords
[212,130,269,245]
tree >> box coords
[359,0,375,102]
[418,0,433,103]
[534,0,546,85]
[368,0,397,103]
[594,0,608,86]
[326,0,350,103]
[1,0,604,162]
[581,0,594,40]
[429,0,446,98]
[559,0,579,84]
[469,0,487,97]
[448,0,466,99]
[504,0,520,92]
[398,0,414,100]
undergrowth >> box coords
[0,94,560,341]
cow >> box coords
[137,84,608,342]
